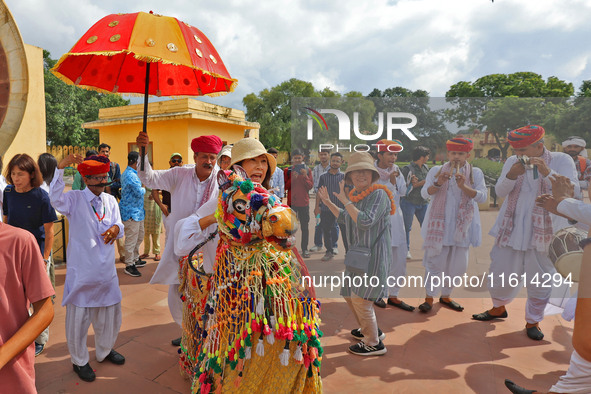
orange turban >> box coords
[446,136,474,152]
[376,139,403,152]
[507,125,545,149]
[77,155,110,177]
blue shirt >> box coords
[318,170,345,211]
[120,166,145,221]
[2,185,57,253]
[270,167,285,198]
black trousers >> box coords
[292,206,310,252]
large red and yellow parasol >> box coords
[51,11,237,167]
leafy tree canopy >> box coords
[44,50,130,146]
[445,72,574,159]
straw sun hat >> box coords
[229,138,277,186]
[345,152,379,183]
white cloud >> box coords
[5,0,591,110]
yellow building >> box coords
[83,98,260,170]
[458,129,564,160]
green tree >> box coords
[368,87,450,161]
[243,79,376,154]
[552,81,591,143]
[44,50,129,146]
[445,72,574,159]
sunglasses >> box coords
[171,159,182,163]
[86,175,109,181]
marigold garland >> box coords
[348,184,396,214]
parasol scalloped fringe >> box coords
[50,50,238,98]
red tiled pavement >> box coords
[34,196,575,393]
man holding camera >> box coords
[285,149,314,258]
[473,125,579,342]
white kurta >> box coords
[549,350,591,394]
[489,152,580,247]
[138,157,219,285]
[558,198,591,230]
[174,196,219,274]
[421,164,488,248]
[376,167,408,297]
[49,168,124,307]
[376,169,407,248]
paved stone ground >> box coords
[34,197,576,393]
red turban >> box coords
[77,155,110,177]
[191,135,223,154]
[376,139,403,152]
[507,125,545,148]
[446,136,474,152]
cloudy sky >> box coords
[5,0,591,111]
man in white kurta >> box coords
[419,137,487,313]
[136,133,222,344]
[174,196,219,275]
[373,139,414,311]
[49,154,125,382]
[473,125,579,341]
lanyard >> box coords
[91,202,106,222]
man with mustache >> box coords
[562,136,591,197]
[49,154,126,382]
[136,132,222,347]
[473,125,579,341]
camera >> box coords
[293,164,306,173]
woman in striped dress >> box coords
[318,151,394,356]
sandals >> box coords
[439,297,464,312]
[154,254,161,261]
[387,299,415,312]
[525,325,544,341]
[472,310,508,321]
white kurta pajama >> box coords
[138,157,219,326]
[174,196,219,275]
[49,169,124,366]
[488,153,579,324]
[375,165,408,298]
[421,164,487,297]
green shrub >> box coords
[471,158,503,180]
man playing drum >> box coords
[472,125,579,341]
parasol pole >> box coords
[140,62,150,171]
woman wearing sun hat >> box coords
[177,139,323,392]
[318,151,395,356]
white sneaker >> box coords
[332,247,338,255]
[406,251,412,260]
[309,245,322,253]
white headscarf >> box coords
[562,137,588,157]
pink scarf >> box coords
[495,148,553,252]
[423,161,474,257]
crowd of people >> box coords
[1,125,591,393]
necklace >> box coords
[91,203,106,222]
[348,184,396,214]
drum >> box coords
[548,226,586,282]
